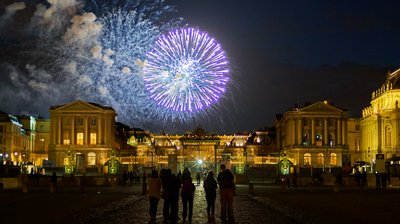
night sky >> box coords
[1,0,400,134]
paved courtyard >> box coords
[1,183,400,224]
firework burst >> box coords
[143,27,230,112]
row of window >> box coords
[64,152,96,166]
[62,117,97,126]
[303,152,337,166]
[63,132,97,145]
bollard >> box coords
[249,183,255,195]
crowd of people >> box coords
[146,164,235,224]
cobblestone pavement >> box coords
[250,185,400,224]
[60,184,297,224]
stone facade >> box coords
[361,69,400,163]
[48,100,116,171]
[276,101,351,170]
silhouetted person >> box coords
[196,171,201,186]
[148,170,162,223]
[204,170,218,223]
[50,172,57,193]
[217,164,235,223]
[181,168,195,223]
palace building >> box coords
[3,68,400,177]
[275,101,359,173]
[48,100,116,173]
[361,69,400,167]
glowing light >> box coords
[198,159,203,164]
[143,28,230,112]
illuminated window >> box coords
[63,131,70,145]
[88,152,96,166]
[330,153,337,166]
[90,133,97,145]
[317,153,324,165]
[304,153,311,166]
[76,132,84,145]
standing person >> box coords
[50,172,57,193]
[160,169,170,223]
[196,171,201,186]
[181,168,195,223]
[204,171,218,223]
[148,170,162,224]
[217,164,235,223]
[168,170,180,223]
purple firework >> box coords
[143,27,230,112]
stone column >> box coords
[71,116,75,145]
[342,119,347,146]
[85,117,89,145]
[324,119,328,145]
[337,119,342,145]
[311,119,315,145]
[98,117,102,145]
[292,118,296,145]
[297,119,302,145]
[57,116,61,145]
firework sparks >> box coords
[143,27,230,112]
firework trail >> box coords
[0,0,237,132]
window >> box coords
[303,119,309,126]
[385,125,392,147]
[330,153,337,166]
[329,119,336,127]
[90,132,97,145]
[63,131,70,145]
[76,118,83,126]
[304,153,311,166]
[76,132,84,145]
[62,118,70,125]
[329,133,335,146]
[88,152,96,166]
[0,125,3,132]
[355,125,360,131]
[317,153,324,165]
[302,133,309,146]
[91,118,96,126]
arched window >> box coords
[304,153,311,166]
[385,125,392,147]
[88,152,96,166]
[330,153,337,166]
[317,153,324,166]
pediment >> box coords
[300,102,344,114]
[56,100,105,112]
